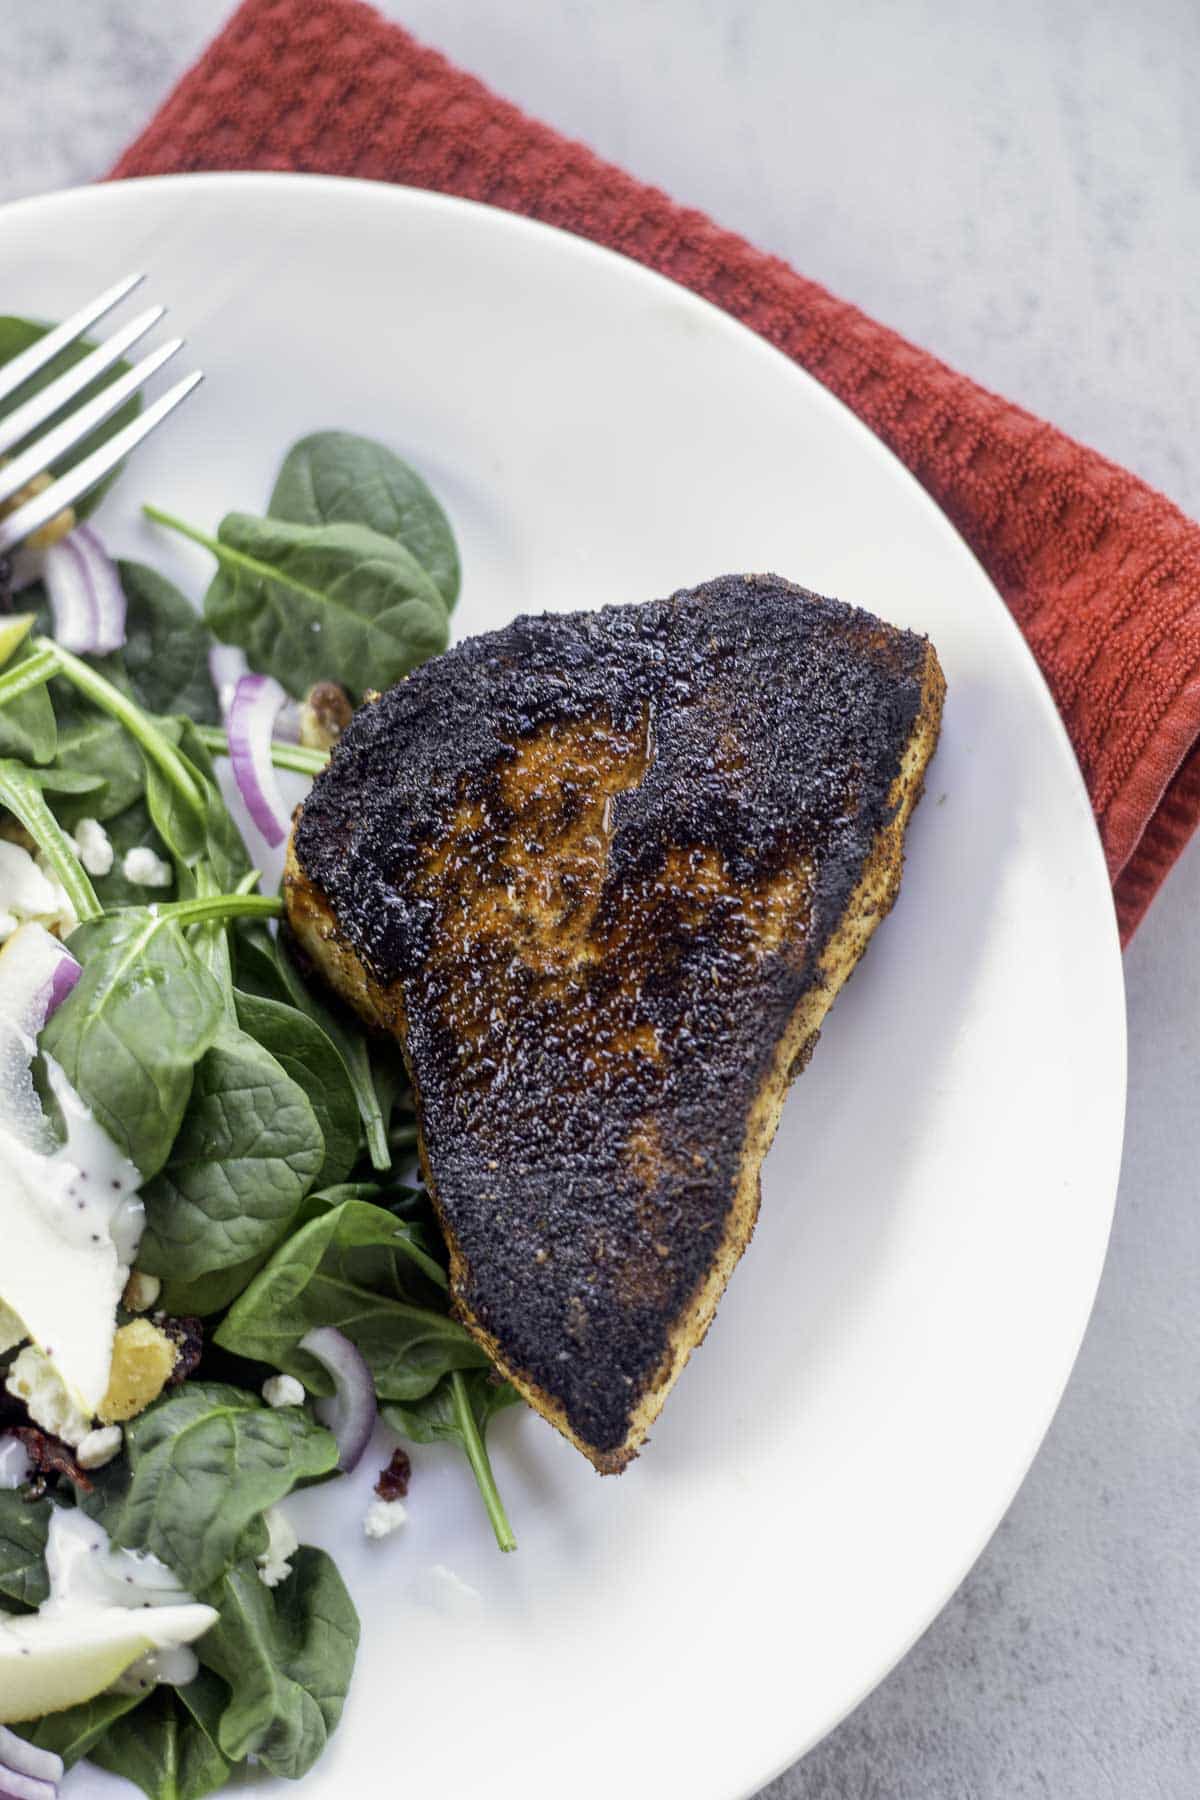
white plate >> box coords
[1,174,1125,1800]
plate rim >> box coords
[1,170,1128,1796]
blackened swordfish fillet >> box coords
[285,574,945,1472]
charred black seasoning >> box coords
[293,575,933,1463]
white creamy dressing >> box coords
[0,1508,217,1723]
[0,925,143,1413]
[2,1056,142,1413]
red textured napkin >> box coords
[111,0,1200,945]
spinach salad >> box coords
[0,316,519,1799]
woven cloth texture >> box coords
[111,0,1200,943]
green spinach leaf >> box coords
[135,719,247,899]
[384,1367,521,1446]
[237,923,390,1171]
[0,1490,52,1610]
[90,797,176,907]
[234,988,360,1189]
[89,1674,231,1800]
[50,707,147,824]
[0,316,141,519]
[16,1691,141,1769]
[0,639,56,763]
[84,1382,338,1593]
[139,1022,325,1280]
[41,908,225,1180]
[147,507,448,701]
[159,1248,273,1320]
[116,561,220,722]
[269,429,460,609]
[215,1199,485,1400]
[199,1548,358,1781]
[385,1368,520,1553]
[0,757,100,922]
[178,721,252,895]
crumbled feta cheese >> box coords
[75,1425,123,1471]
[121,1271,161,1313]
[33,856,78,939]
[5,1345,92,1446]
[121,846,173,889]
[262,1373,305,1409]
[364,1497,408,1541]
[414,1563,481,1617]
[0,841,76,937]
[71,817,114,878]
[256,1507,298,1588]
[0,911,18,944]
[0,841,58,915]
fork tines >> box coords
[0,273,202,556]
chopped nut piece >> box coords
[75,1425,123,1471]
[122,1271,162,1313]
[98,1320,178,1424]
[0,467,75,549]
[300,681,353,752]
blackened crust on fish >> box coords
[289,573,943,1467]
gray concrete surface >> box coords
[3,2,1198,1794]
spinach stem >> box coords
[0,764,101,924]
[190,864,237,1016]
[194,723,330,777]
[362,1083,392,1172]
[449,1370,517,1554]
[146,892,283,927]
[36,638,206,819]
[144,504,340,617]
[0,644,58,709]
[199,870,263,1015]
[141,504,219,557]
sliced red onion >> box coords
[0,1726,63,1797]
[0,924,82,1149]
[0,1772,59,1800]
[228,672,292,848]
[208,642,248,718]
[42,523,126,655]
[47,954,81,1016]
[0,1435,32,1491]
[299,1327,377,1472]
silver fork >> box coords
[0,272,202,556]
